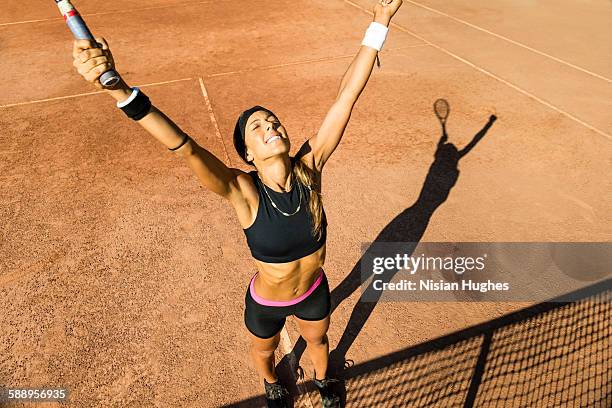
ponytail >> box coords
[292,158,324,240]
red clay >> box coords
[1,0,610,407]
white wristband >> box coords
[361,22,389,52]
[116,87,140,108]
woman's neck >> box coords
[257,156,293,192]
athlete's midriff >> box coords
[251,244,326,302]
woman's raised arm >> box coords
[72,38,241,200]
[299,0,403,171]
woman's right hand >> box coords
[373,0,403,24]
[72,37,117,89]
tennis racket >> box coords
[434,98,450,135]
[55,0,120,87]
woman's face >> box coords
[244,110,290,163]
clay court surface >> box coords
[1,0,611,407]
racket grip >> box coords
[99,70,120,87]
[56,0,120,87]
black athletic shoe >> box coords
[313,377,341,408]
[264,379,290,408]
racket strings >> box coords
[434,98,450,120]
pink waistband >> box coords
[250,270,324,307]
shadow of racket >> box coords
[434,98,450,138]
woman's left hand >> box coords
[373,0,403,23]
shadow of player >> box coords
[276,104,498,405]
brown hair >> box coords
[292,158,324,240]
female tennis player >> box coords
[71,1,402,406]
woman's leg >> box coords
[293,271,333,380]
[248,330,282,384]
[295,315,331,380]
[245,282,288,384]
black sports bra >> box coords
[242,164,327,263]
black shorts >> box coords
[244,271,331,339]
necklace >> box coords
[258,174,303,217]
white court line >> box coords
[343,0,612,141]
[0,89,107,108]
[0,77,193,109]
[0,46,428,109]
[198,77,231,166]
[279,328,315,408]
[206,44,429,78]
[0,0,217,27]
[206,53,360,78]
[404,0,612,83]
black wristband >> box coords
[118,88,152,121]
[168,133,190,151]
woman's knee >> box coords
[249,332,280,356]
[303,332,328,346]
[296,315,330,344]
[252,347,276,359]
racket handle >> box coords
[55,0,120,87]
